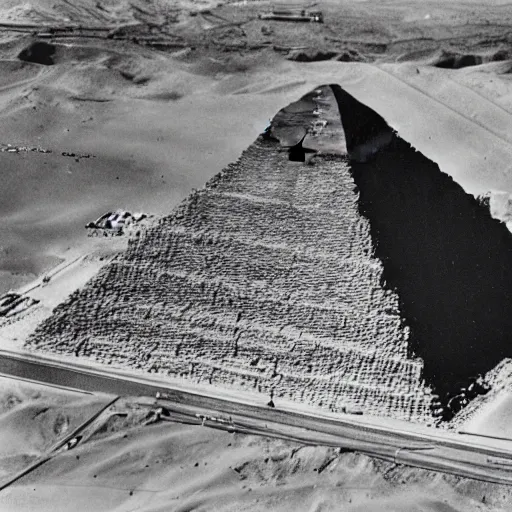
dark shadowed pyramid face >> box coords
[26,85,512,423]
[329,85,512,420]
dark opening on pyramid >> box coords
[26,84,512,423]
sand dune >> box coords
[0,377,111,480]
[0,394,509,512]
[0,44,295,293]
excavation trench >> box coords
[330,84,512,418]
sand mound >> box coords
[9,40,218,103]
[1,397,511,511]
[190,52,274,77]
[490,49,512,62]
[0,377,111,480]
[336,49,366,62]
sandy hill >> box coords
[0,0,183,26]
[3,392,512,512]
[0,38,285,295]
[0,377,111,482]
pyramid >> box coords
[26,85,437,423]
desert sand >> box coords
[0,376,112,482]
[1,378,512,512]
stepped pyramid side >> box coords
[26,94,434,423]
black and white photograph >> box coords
[0,0,512,510]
